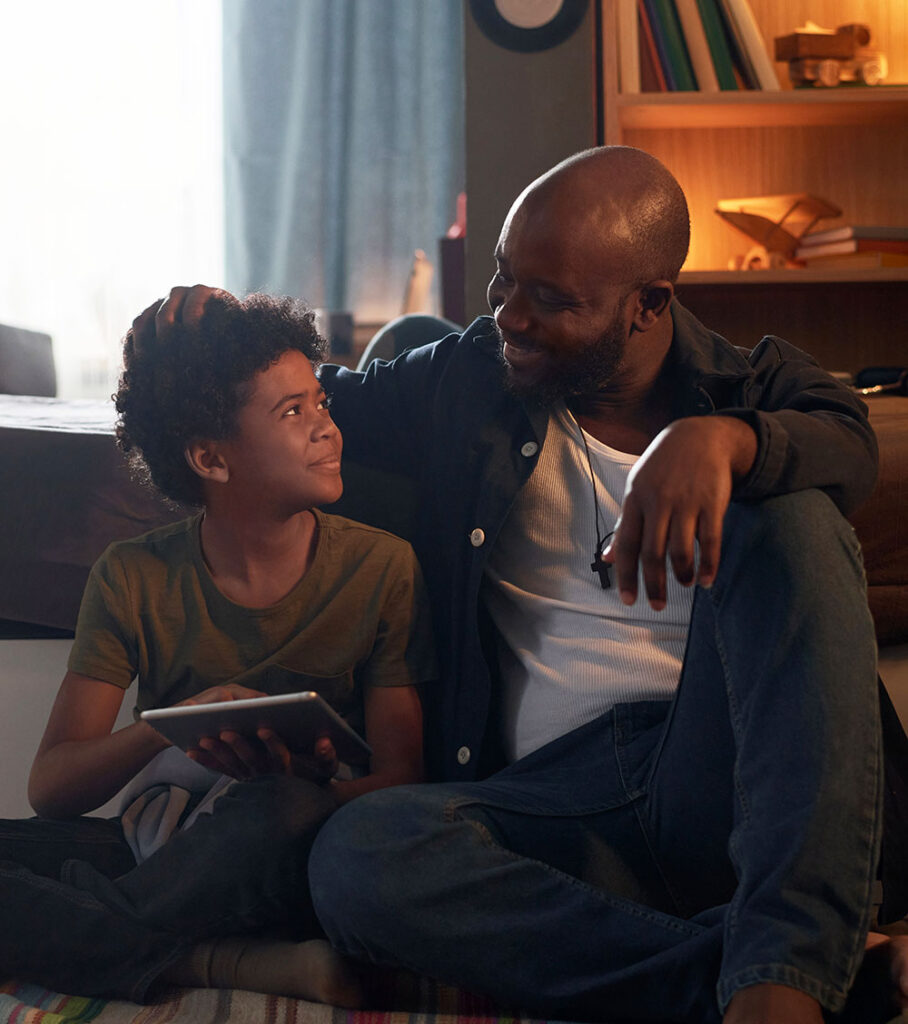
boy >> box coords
[0,292,434,1005]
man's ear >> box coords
[184,440,229,485]
[632,281,674,332]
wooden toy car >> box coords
[774,23,888,87]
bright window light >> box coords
[0,1,224,398]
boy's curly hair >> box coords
[115,292,327,507]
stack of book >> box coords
[794,226,908,269]
[619,0,781,93]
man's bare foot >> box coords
[865,931,908,1012]
[722,983,823,1024]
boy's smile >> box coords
[217,350,343,517]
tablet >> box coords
[140,691,372,765]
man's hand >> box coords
[131,284,230,346]
[601,416,757,609]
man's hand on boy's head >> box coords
[131,284,231,346]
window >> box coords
[0,1,224,398]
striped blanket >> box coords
[0,974,549,1024]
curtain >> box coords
[223,0,465,323]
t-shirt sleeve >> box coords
[67,547,138,689]
[359,545,437,690]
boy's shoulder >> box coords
[95,514,202,577]
[314,509,417,565]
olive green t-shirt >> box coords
[68,509,435,733]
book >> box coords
[637,0,668,91]
[618,0,641,93]
[794,238,908,261]
[721,0,780,90]
[676,0,719,91]
[715,0,759,88]
[695,0,738,89]
[646,0,697,91]
[641,0,678,89]
[798,252,908,269]
[799,225,908,247]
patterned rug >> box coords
[0,977,548,1024]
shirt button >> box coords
[456,745,471,765]
[469,528,485,547]
[520,441,539,457]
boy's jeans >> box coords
[310,491,882,1022]
[0,774,333,1001]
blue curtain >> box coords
[223,0,464,323]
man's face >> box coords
[487,197,638,405]
[217,350,343,516]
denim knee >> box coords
[308,786,428,956]
[211,775,336,863]
[721,490,864,585]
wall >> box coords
[0,639,134,819]
[463,3,598,320]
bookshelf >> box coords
[600,0,908,370]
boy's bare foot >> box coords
[163,936,363,1007]
[722,983,823,1024]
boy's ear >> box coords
[184,440,229,484]
[631,280,673,332]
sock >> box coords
[162,937,363,1007]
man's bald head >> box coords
[513,146,690,285]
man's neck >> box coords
[568,357,674,456]
[566,316,675,454]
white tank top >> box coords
[483,404,693,762]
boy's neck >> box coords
[198,507,319,609]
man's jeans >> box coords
[309,491,882,1023]
[0,774,333,1001]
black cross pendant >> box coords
[590,551,611,589]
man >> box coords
[155,147,899,1023]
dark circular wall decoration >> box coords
[469,0,590,53]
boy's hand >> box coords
[189,729,339,783]
[259,730,339,782]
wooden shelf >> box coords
[679,267,908,285]
[597,0,907,368]
[618,87,908,131]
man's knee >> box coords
[308,785,432,948]
[721,489,865,591]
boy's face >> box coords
[218,350,343,516]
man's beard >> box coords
[496,314,627,406]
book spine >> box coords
[799,252,908,269]
[650,0,697,91]
[723,0,780,90]
[801,225,908,246]
[637,0,668,91]
[695,0,738,89]
[676,0,719,91]
[716,0,758,88]
[642,0,678,89]
[795,238,908,260]
[618,0,641,93]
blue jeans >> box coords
[0,774,334,1001]
[309,491,882,1022]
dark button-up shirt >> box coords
[320,301,877,781]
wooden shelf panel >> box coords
[618,88,908,131]
[679,267,908,284]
